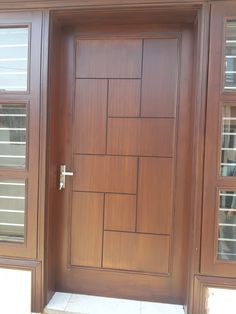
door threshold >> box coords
[44,292,185,314]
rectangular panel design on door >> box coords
[57,26,193,304]
[72,38,176,276]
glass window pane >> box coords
[0,28,28,92]
[225,21,236,90]
[221,105,236,176]
[218,191,236,260]
[0,179,25,242]
[0,104,27,168]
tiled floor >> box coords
[44,292,185,314]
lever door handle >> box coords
[61,171,74,176]
[59,165,73,190]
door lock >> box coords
[59,165,74,190]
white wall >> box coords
[0,267,32,314]
[208,288,236,314]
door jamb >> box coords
[44,4,209,313]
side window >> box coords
[0,27,29,92]
[0,12,42,258]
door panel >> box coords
[108,79,141,117]
[76,39,142,78]
[107,118,175,157]
[56,25,193,304]
[103,231,170,274]
[71,192,104,267]
[141,39,178,118]
[104,194,136,232]
[73,155,137,193]
[74,79,107,154]
[137,157,173,234]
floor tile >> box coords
[44,309,66,314]
[141,301,184,314]
[65,294,141,314]
[46,292,72,311]
[44,293,186,314]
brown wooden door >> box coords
[54,24,194,304]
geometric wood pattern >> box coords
[71,37,178,274]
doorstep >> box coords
[44,293,185,314]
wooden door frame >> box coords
[186,4,211,314]
[201,1,236,278]
[0,0,212,11]
[44,3,210,313]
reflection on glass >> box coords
[225,21,236,90]
[221,106,236,176]
[218,191,236,260]
[0,28,28,92]
[0,179,25,242]
[0,104,27,168]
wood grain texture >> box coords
[108,79,141,117]
[185,8,210,314]
[107,118,175,157]
[103,231,170,274]
[104,194,136,232]
[0,1,206,14]
[201,2,236,278]
[74,79,107,154]
[76,39,142,78]
[141,39,178,117]
[71,192,104,267]
[137,157,174,234]
[0,12,42,260]
[53,21,194,305]
[193,276,236,314]
[73,155,137,193]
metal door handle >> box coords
[59,165,73,190]
[61,171,73,176]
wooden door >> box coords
[55,25,194,304]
